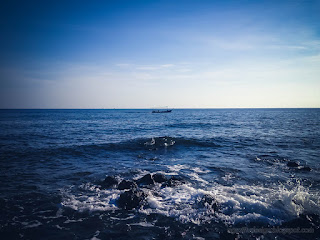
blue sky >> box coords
[1,0,320,108]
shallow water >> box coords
[0,109,319,239]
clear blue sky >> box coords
[1,0,320,108]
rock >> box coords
[153,173,167,183]
[118,180,137,190]
[198,194,218,211]
[298,166,311,171]
[162,176,185,187]
[100,176,118,189]
[117,189,146,210]
[136,174,154,186]
[282,213,319,228]
[287,161,299,167]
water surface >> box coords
[1,109,319,239]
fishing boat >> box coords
[152,109,172,113]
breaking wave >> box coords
[61,166,320,227]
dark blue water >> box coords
[1,109,319,239]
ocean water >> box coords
[0,109,319,239]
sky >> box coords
[0,0,320,108]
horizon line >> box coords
[1,107,320,110]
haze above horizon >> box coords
[1,0,320,108]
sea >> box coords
[0,109,319,240]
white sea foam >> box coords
[61,177,320,226]
[144,137,155,146]
[61,183,120,212]
[166,164,190,172]
[211,181,320,225]
[140,184,215,225]
[140,180,320,225]
[144,137,175,147]
[191,167,211,174]
[221,173,234,182]
[154,170,178,176]
[166,164,210,175]
[187,172,209,184]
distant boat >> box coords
[152,109,172,113]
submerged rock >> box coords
[162,176,185,187]
[118,180,137,190]
[117,189,146,210]
[298,166,311,171]
[100,176,118,189]
[287,161,299,167]
[153,173,167,183]
[282,213,319,228]
[198,194,218,211]
[136,174,154,186]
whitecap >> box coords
[187,172,209,184]
[60,184,120,212]
[212,180,320,225]
[166,164,190,172]
[60,177,320,227]
[191,167,211,174]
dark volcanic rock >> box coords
[198,194,218,211]
[282,213,319,228]
[162,176,185,187]
[100,176,118,189]
[287,161,299,167]
[153,173,167,183]
[298,166,311,171]
[279,214,319,240]
[117,189,146,210]
[118,180,137,190]
[136,174,154,186]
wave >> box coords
[165,122,240,129]
[2,134,265,159]
[60,168,320,227]
[24,136,223,156]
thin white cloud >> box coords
[136,66,160,70]
[135,64,175,71]
[2,51,320,108]
[160,64,174,68]
[115,63,132,67]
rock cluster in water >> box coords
[100,173,218,211]
[117,188,146,210]
[100,176,118,188]
[118,180,137,190]
[197,194,219,212]
[287,161,311,171]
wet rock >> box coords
[118,180,137,190]
[287,161,299,167]
[153,173,167,183]
[198,194,218,211]
[136,174,154,186]
[219,231,239,240]
[298,166,311,171]
[282,213,319,228]
[100,176,118,189]
[162,176,185,187]
[117,189,146,210]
